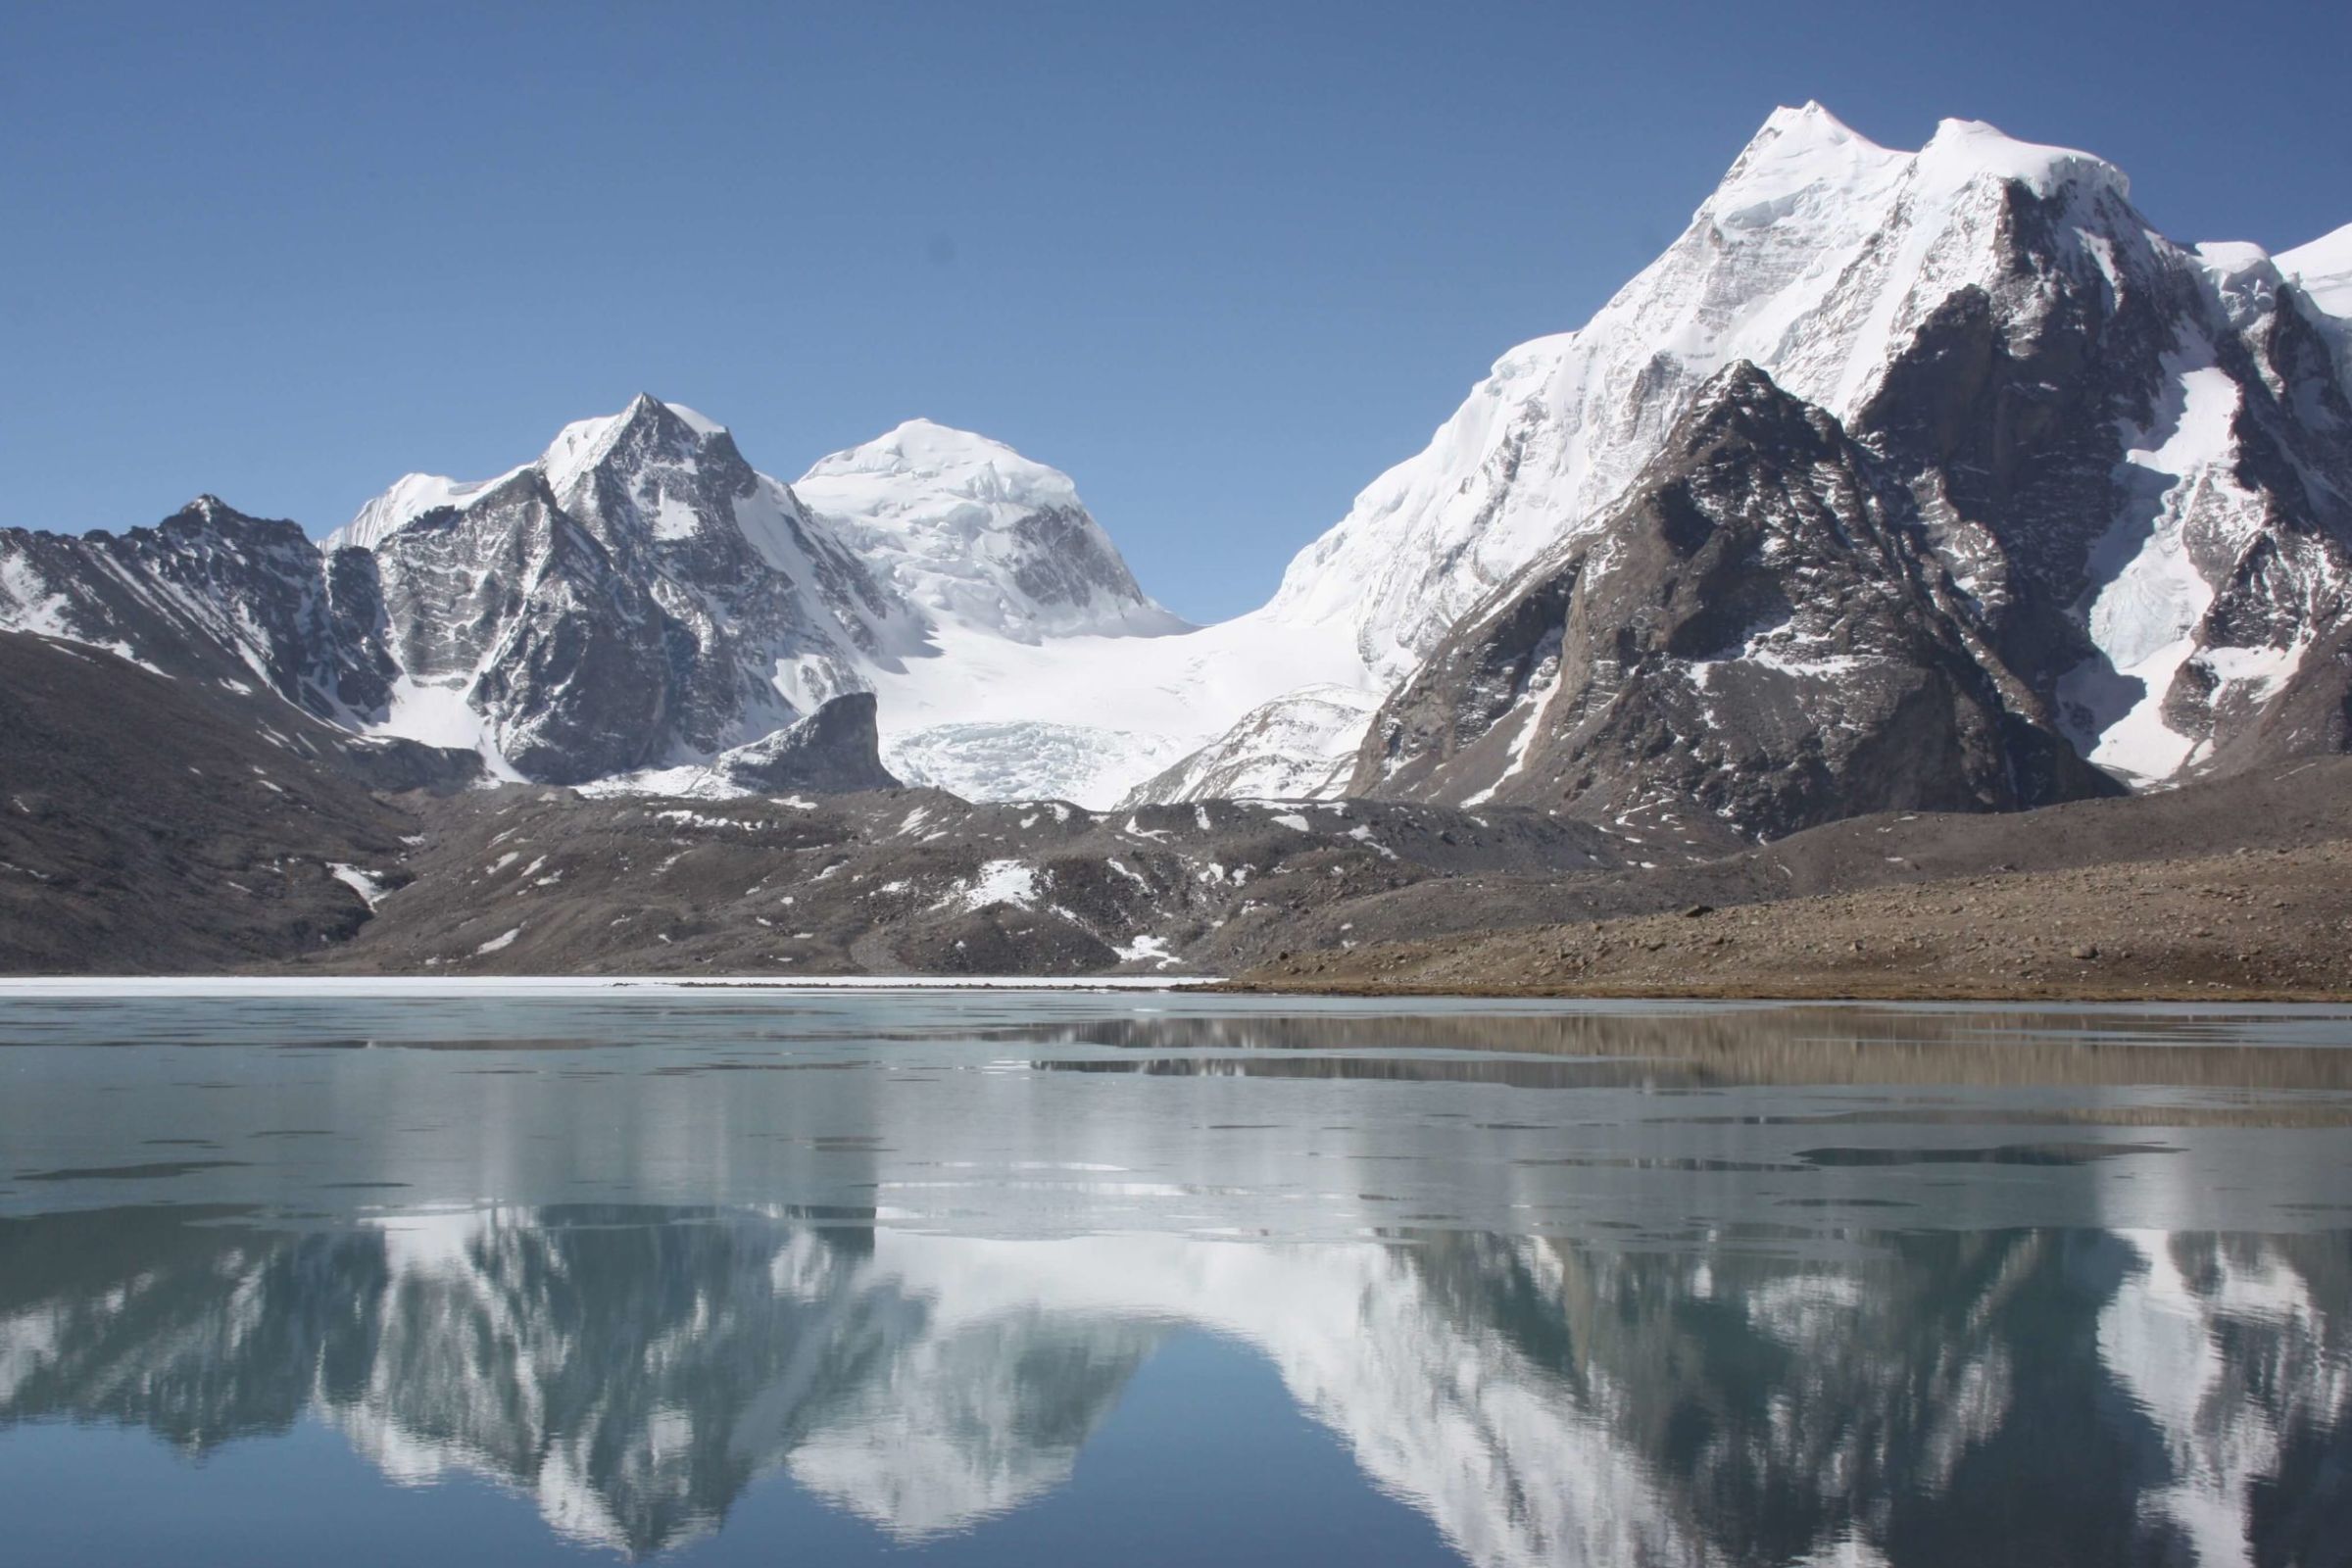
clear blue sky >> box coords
[5,1,2347,622]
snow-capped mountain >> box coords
[4,104,2346,822]
[325,399,1334,804]
[0,393,1362,805]
[1280,104,2352,828]
[793,417,1185,643]
[333,394,918,781]
[0,400,1226,802]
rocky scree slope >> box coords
[305,789,1680,980]
[8,623,2352,988]
[1242,755,2352,998]
[0,631,424,972]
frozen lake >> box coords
[3,989,2348,1565]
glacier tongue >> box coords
[883,721,1196,808]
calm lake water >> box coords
[3,986,2349,1566]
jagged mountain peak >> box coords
[162,494,311,549]
[1657,361,1874,482]
[1674,359,1810,434]
[331,396,738,553]
[539,392,749,510]
[1756,98,1848,135]
[1702,105,2124,232]
[172,494,283,531]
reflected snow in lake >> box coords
[1,990,2348,1565]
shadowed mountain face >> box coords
[702,691,901,796]
[0,631,455,972]
[3,1205,2342,1564]
[1351,366,2115,838]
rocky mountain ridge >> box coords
[2,103,2348,854]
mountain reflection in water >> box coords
[4,1205,2346,1565]
[1,993,2348,1565]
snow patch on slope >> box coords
[2060,353,2266,779]
[329,863,391,909]
[942,859,1040,913]
[375,675,526,782]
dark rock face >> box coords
[1003,503,1152,615]
[710,693,901,795]
[379,470,679,783]
[1351,365,2114,839]
[1335,141,2352,821]
[1350,162,2352,831]
[1846,189,2352,778]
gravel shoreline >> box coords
[1233,839,2352,1004]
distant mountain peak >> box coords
[1729,101,1883,164]
[539,394,731,503]
[331,397,734,553]
[795,420,1182,643]
[802,419,1083,512]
